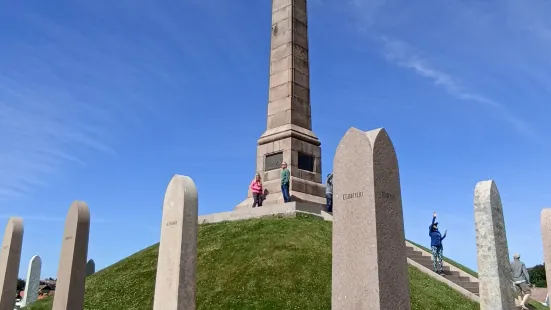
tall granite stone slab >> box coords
[332,127,410,310]
[474,180,515,310]
[0,217,23,310]
[20,255,42,307]
[52,201,90,310]
[540,209,551,299]
[86,259,95,276]
[153,175,198,310]
[235,0,326,209]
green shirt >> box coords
[281,169,290,185]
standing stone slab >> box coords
[86,259,95,276]
[540,209,551,299]
[20,255,42,307]
[474,180,515,310]
[332,127,410,310]
[153,175,198,310]
[52,201,90,310]
[0,217,23,310]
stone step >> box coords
[405,243,481,297]
[413,261,452,272]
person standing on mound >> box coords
[325,173,333,212]
[429,212,447,274]
[280,162,291,203]
[511,253,531,310]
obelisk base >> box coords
[235,189,326,210]
[235,125,326,210]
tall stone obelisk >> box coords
[235,0,325,209]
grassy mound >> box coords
[29,215,480,310]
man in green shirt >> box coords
[280,162,291,203]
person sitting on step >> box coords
[250,173,263,208]
[429,212,447,274]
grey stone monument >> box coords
[20,255,42,308]
[86,259,95,277]
[332,127,410,310]
[541,209,551,301]
[474,180,515,310]
[52,201,90,310]
[0,217,23,310]
[235,0,326,209]
[153,175,198,310]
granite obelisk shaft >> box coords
[153,175,198,310]
[235,0,325,209]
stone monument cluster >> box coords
[144,126,537,310]
[0,202,96,310]
[0,127,540,310]
[0,0,547,306]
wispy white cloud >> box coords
[339,0,551,139]
[379,36,533,137]
[0,4,191,201]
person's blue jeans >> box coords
[281,183,291,203]
[326,193,333,212]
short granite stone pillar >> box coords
[52,201,90,310]
[0,217,23,310]
[332,128,410,310]
[153,175,198,310]
[474,180,515,310]
[540,209,551,301]
[86,259,95,276]
[20,255,42,307]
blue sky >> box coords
[1,0,550,279]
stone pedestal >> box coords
[52,201,90,310]
[21,255,41,307]
[153,175,198,310]
[332,128,410,309]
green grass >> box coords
[406,240,547,310]
[29,214,481,310]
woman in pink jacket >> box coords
[250,173,263,208]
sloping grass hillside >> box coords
[29,214,479,310]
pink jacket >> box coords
[250,180,263,194]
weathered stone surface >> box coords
[86,259,95,276]
[52,201,90,310]
[332,127,410,310]
[474,180,515,310]
[153,175,198,310]
[20,255,41,307]
[0,217,23,310]
[236,0,323,209]
[540,209,551,300]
